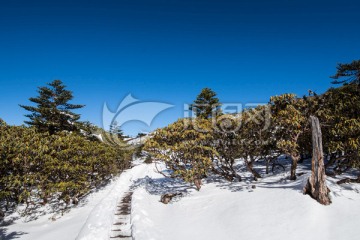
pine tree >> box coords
[110,121,125,140]
[189,88,222,119]
[0,118,5,127]
[20,80,84,134]
[331,59,360,85]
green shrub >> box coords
[144,118,216,190]
[0,124,130,212]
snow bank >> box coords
[131,164,360,240]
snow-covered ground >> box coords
[2,159,360,240]
[131,161,360,240]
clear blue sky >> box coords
[1,0,359,136]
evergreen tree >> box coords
[331,59,360,85]
[0,118,5,127]
[20,80,84,134]
[189,88,222,119]
[110,121,125,140]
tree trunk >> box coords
[245,157,261,181]
[194,179,202,191]
[290,154,299,180]
[303,116,331,205]
[265,158,270,174]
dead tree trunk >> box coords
[290,154,300,180]
[245,157,261,181]
[303,116,331,205]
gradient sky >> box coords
[1,0,359,136]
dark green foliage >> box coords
[0,124,131,213]
[331,59,360,85]
[316,84,360,172]
[20,80,84,134]
[0,118,5,127]
[189,88,222,119]
[137,133,146,138]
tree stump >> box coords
[303,116,331,205]
[160,193,182,204]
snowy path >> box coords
[109,191,133,239]
[1,163,152,240]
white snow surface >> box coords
[2,160,360,240]
[132,169,360,240]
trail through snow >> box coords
[1,163,152,240]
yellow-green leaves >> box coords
[144,118,215,189]
[0,124,131,211]
[270,94,307,156]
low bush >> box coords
[0,121,131,213]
